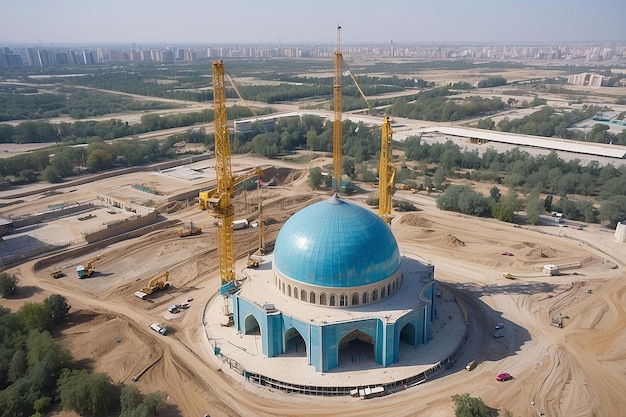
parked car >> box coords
[496,372,512,382]
[494,323,504,329]
[493,331,504,338]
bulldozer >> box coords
[141,271,170,295]
[178,220,201,237]
[77,256,100,279]
[503,272,515,280]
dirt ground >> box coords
[1,152,625,417]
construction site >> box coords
[1,29,626,417]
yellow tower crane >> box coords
[204,60,262,294]
[378,116,396,224]
[332,25,343,192]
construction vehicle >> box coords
[178,220,201,237]
[204,60,263,303]
[150,323,168,336]
[76,256,100,279]
[141,271,170,295]
[50,269,65,279]
[503,272,514,279]
[378,116,396,225]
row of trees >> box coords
[387,87,508,122]
[0,105,262,145]
[0,273,166,417]
[0,86,174,122]
[397,136,626,227]
[477,104,626,145]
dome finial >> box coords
[328,193,343,205]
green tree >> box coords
[143,391,167,416]
[19,302,52,331]
[451,393,492,417]
[599,195,626,228]
[58,369,117,417]
[120,385,142,417]
[544,194,553,212]
[0,272,18,297]
[44,294,71,326]
[41,165,62,183]
[33,396,52,415]
[489,186,501,202]
[432,167,446,189]
[86,148,113,172]
[525,192,545,225]
[7,349,28,383]
[307,167,323,190]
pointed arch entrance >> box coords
[283,327,306,357]
[400,322,416,346]
[243,314,261,335]
[337,330,375,367]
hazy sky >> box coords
[1,0,625,46]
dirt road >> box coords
[2,154,625,416]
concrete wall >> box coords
[12,202,96,228]
[84,211,158,243]
[33,219,178,272]
[615,221,626,243]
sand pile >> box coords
[526,245,557,258]
[433,233,466,248]
[400,213,432,227]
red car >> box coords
[496,372,512,382]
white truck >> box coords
[232,219,249,230]
[150,323,168,335]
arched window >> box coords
[351,293,359,306]
[392,281,396,291]
[381,286,386,298]
[320,293,327,305]
[362,292,368,304]
[288,285,291,297]
[372,289,378,301]
[330,294,336,306]
[301,289,306,301]
[293,287,298,298]
[387,284,391,296]
[310,292,316,304]
[339,294,347,306]
[282,282,285,294]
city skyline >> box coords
[1,0,625,46]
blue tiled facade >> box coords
[233,278,435,372]
[233,194,435,372]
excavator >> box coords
[141,271,170,295]
[178,220,201,237]
[76,256,100,279]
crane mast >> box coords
[210,60,236,284]
[333,25,343,192]
[378,116,396,224]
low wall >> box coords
[33,219,179,271]
[12,202,96,228]
[84,211,158,244]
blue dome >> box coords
[274,194,401,288]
